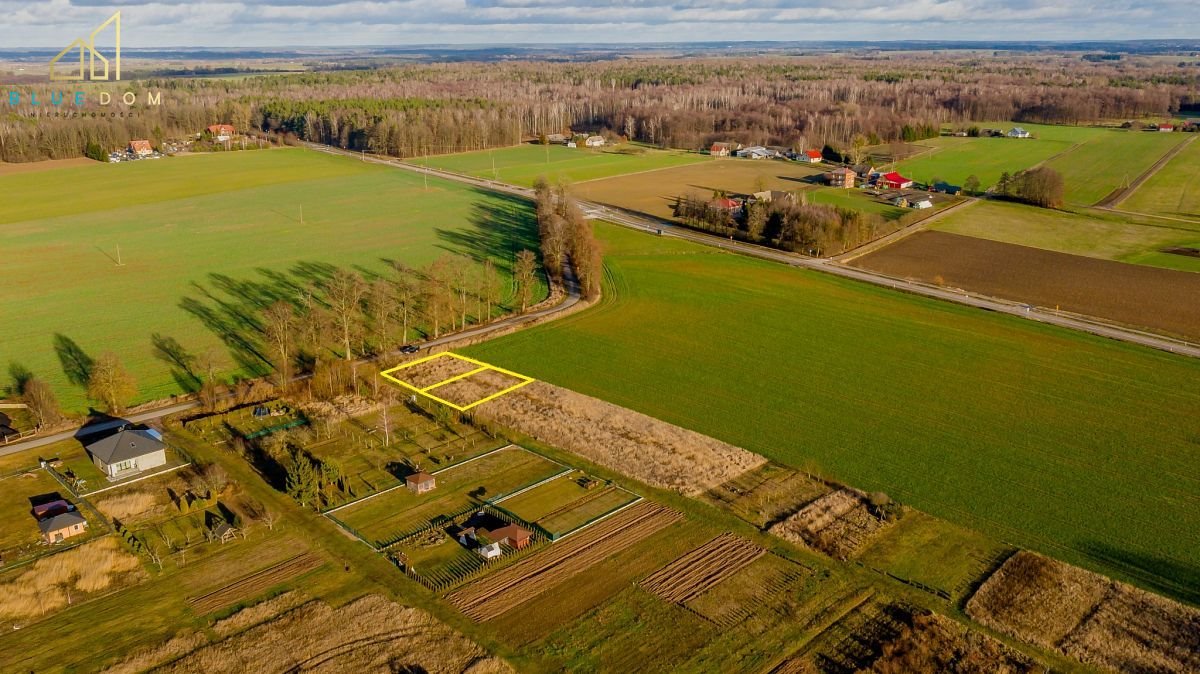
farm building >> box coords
[801,149,823,164]
[211,521,239,543]
[545,133,567,144]
[736,146,775,160]
[206,124,235,141]
[38,511,87,544]
[406,471,436,495]
[932,181,962,195]
[1007,127,1031,138]
[911,197,934,209]
[585,136,605,147]
[826,167,856,188]
[84,428,167,480]
[477,542,503,560]
[752,190,794,204]
[128,139,153,156]
[709,142,737,157]
[483,523,533,550]
[852,164,876,178]
[880,172,914,189]
[1158,124,1175,132]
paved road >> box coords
[0,244,582,458]
[318,143,1200,360]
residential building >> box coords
[826,167,856,188]
[1007,127,1031,138]
[128,139,153,156]
[39,511,87,544]
[31,500,69,520]
[709,142,735,157]
[206,124,236,142]
[752,190,794,204]
[84,428,168,480]
[1158,124,1175,132]
[880,172,914,189]
[485,523,533,550]
[477,542,503,560]
[801,149,823,163]
[406,471,437,495]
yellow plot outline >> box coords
[379,352,535,411]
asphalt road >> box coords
[313,143,1200,360]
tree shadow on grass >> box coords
[53,334,95,388]
[151,333,201,394]
[1080,540,1200,606]
[431,190,541,276]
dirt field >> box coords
[573,159,825,221]
[967,551,1200,674]
[187,553,325,615]
[445,501,681,621]
[769,489,894,559]
[0,157,94,175]
[639,533,765,604]
[458,373,766,494]
[145,595,513,674]
[848,230,1200,340]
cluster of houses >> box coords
[110,139,162,163]
[709,142,826,162]
[108,124,245,163]
[544,132,606,148]
[402,471,533,561]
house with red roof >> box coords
[206,124,236,141]
[880,171,914,189]
[801,149,823,164]
[127,139,153,157]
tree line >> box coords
[533,178,603,300]
[997,167,1066,209]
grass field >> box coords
[0,149,547,410]
[893,123,1105,190]
[410,143,709,187]
[465,222,1200,604]
[805,187,910,219]
[932,199,1200,271]
[498,472,640,537]
[1121,137,1200,218]
[1044,130,1190,207]
[331,446,565,546]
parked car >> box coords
[400,344,420,354]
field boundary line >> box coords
[321,512,380,551]
[79,462,192,497]
[1106,134,1197,209]
[431,443,516,475]
[490,467,574,505]
[380,352,535,411]
[551,494,645,542]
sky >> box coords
[0,0,1195,48]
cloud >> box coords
[0,0,1191,47]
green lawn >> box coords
[894,123,1104,189]
[500,473,640,537]
[410,143,709,187]
[0,149,547,410]
[806,187,909,219]
[0,469,74,559]
[1045,130,1190,207]
[465,222,1200,604]
[331,447,565,546]
[1121,137,1200,218]
[933,199,1200,272]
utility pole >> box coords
[116,244,124,267]
[300,204,304,225]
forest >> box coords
[2,51,1195,163]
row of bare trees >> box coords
[533,178,603,300]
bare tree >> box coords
[481,259,501,321]
[262,300,295,386]
[324,270,367,361]
[514,250,537,312]
[21,377,63,429]
[86,352,137,413]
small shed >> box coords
[211,522,239,543]
[477,542,503,560]
[488,523,533,550]
[585,135,605,147]
[406,471,436,495]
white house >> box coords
[85,428,167,480]
[736,146,775,160]
[1007,127,1031,138]
[476,542,503,560]
[585,135,605,148]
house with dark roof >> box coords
[85,428,167,480]
[932,181,962,195]
[39,511,87,544]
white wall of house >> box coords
[97,448,168,478]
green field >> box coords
[0,150,547,410]
[499,472,640,537]
[1121,137,1200,218]
[466,222,1200,603]
[894,123,1104,189]
[932,200,1200,271]
[1045,130,1189,207]
[410,143,709,187]
[805,187,909,219]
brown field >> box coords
[186,552,325,615]
[148,595,513,674]
[864,612,1046,674]
[0,157,94,176]
[769,489,894,559]
[848,230,1200,340]
[445,501,681,621]
[967,551,1200,674]
[702,462,831,528]
[639,532,765,604]
[470,378,766,494]
[685,552,816,628]
[390,354,484,389]
[573,159,825,221]
[0,537,144,626]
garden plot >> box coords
[639,533,765,604]
[497,470,640,539]
[702,462,831,528]
[329,446,566,548]
[769,489,895,559]
[381,352,534,412]
[685,552,817,629]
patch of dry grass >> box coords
[768,489,894,559]
[967,551,1200,673]
[93,490,159,522]
[471,378,765,494]
[152,595,513,674]
[866,612,1046,674]
[0,537,143,624]
[211,590,308,637]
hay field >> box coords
[0,537,144,626]
[848,230,1200,339]
[572,159,825,221]
[967,552,1200,674]
[465,222,1200,603]
[0,149,546,410]
[864,612,1045,674]
[1121,137,1200,218]
[412,143,709,187]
